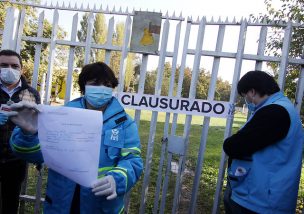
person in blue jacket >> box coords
[9,62,143,213]
[223,70,303,214]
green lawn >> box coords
[23,110,304,213]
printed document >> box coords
[38,105,102,187]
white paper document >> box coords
[38,105,103,187]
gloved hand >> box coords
[0,111,8,125]
[0,110,18,125]
[9,101,40,134]
[92,175,117,200]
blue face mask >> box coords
[245,97,256,112]
[85,85,113,108]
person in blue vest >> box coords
[223,70,303,214]
[9,62,143,213]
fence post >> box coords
[1,7,20,51]
[294,46,304,113]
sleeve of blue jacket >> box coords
[10,127,44,164]
[106,120,143,195]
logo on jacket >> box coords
[111,129,119,141]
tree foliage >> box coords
[144,62,231,101]
[1,1,69,99]
[251,0,304,101]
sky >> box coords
[42,0,268,19]
[39,0,275,82]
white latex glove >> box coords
[0,111,17,125]
[9,101,40,135]
[92,175,117,200]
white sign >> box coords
[116,92,234,118]
[38,105,102,187]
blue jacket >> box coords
[10,97,143,213]
[228,92,303,213]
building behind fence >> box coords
[1,0,304,213]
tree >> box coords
[144,69,157,94]
[0,1,68,94]
[196,69,211,99]
[77,15,138,92]
[76,13,90,68]
[110,22,124,77]
[93,13,107,62]
[181,67,192,98]
[215,77,231,101]
[111,22,137,91]
[251,0,304,101]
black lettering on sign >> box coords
[180,100,190,111]
[149,97,159,108]
[121,94,131,105]
[190,101,200,112]
[139,96,148,107]
[159,98,168,109]
[213,103,225,114]
[169,99,179,110]
[131,95,138,106]
[201,102,212,113]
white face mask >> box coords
[0,67,21,84]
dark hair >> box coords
[0,49,23,68]
[237,70,280,96]
[78,62,118,94]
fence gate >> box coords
[1,0,304,213]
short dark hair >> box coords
[78,62,118,94]
[237,70,280,96]
[0,49,23,68]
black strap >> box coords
[115,116,127,125]
[70,184,80,214]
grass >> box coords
[22,110,304,213]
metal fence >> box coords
[1,0,304,213]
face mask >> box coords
[85,85,113,108]
[0,67,21,84]
[245,97,256,112]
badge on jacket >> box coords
[111,129,119,141]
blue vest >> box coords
[228,92,303,213]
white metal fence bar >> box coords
[44,9,59,104]
[121,15,137,212]
[255,25,267,71]
[139,17,170,214]
[1,7,19,50]
[212,19,248,214]
[189,24,226,214]
[159,141,171,214]
[154,137,168,214]
[171,18,192,134]
[296,64,304,112]
[153,20,182,214]
[278,21,293,90]
[32,11,45,89]
[171,17,207,213]
[118,15,132,93]
[295,47,304,112]
[134,54,148,125]
[104,17,115,65]
[84,12,94,65]
[15,8,25,54]
[64,13,78,104]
